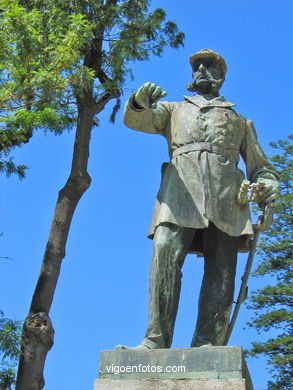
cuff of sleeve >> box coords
[251,168,280,183]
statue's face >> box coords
[192,58,223,95]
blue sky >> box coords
[1,1,292,389]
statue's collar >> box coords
[184,94,236,109]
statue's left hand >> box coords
[251,178,280,203]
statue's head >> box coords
[186,49,227,96]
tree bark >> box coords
[15,93,115,390]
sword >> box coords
[224,190,274,345]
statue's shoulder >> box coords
[156,100,185,112]
[229,107,250,124]
[164,99,192,110]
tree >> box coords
[0,1,184,388]
[0,0,183,176]
[0,311,22,390]
[247,136,293,389]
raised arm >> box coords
[124,82,170,135]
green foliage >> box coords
[0,158,26,179]
[247,135,293,389]
[0,311,22,390]
[0,0,184,177]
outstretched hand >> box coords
[134,82,167,108]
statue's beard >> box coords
[186,77,223,94]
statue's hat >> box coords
[189,49,227,76]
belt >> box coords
[172,142,225,159]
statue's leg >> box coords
[142,223,195,349]
[191,222,239,347]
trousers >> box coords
[142,222,239,348]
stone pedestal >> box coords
[94,346,253,390]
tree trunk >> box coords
[15,94,112,389]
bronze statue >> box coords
[117,49,279,350]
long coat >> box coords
[124,93,278,253]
